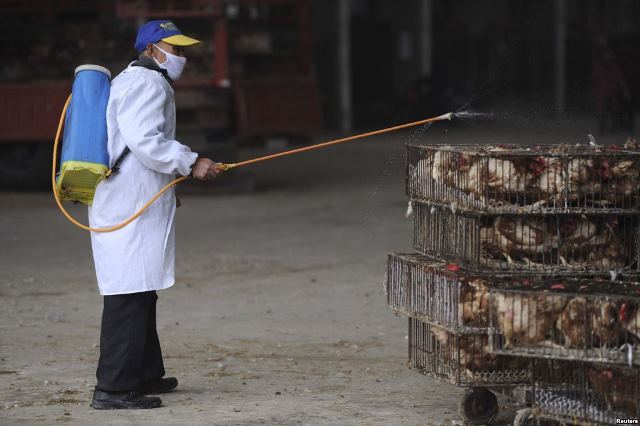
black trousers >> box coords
[96,290,165,392]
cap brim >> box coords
[162,34,202,47]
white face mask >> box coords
[152,43,187,80]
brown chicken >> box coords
[563,239,627,269]
[459,278,491,327]
[556,297,623,348]
[428,325,496,374]
[555,297,589,348]
[458,333,497,373]
[493,293,566,348]
[586,366,639,415]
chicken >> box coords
[459,333,496,373]
[535,157,593,197]
[563,239,627,269]
[428,325,496,373]
[485,157,530,193]
[556,297,623,348]
[493,293,566,348]
[567,158,593,185]
[622,302,640,341]
[459,278,490,327]
[555,297,588,348]
[559,218,599,250]
[605,176,636,205]
[586,366,639,415]
[610,158,640,179]
[534,157,563,195]
[592,300,625,346]
[493,217,559,256]
[429,150,454,184]
[419,149,478,193]
[429,323,450,346]
[558,217,628,268]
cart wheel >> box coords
[459,387,499,425]
[513,408,535,426]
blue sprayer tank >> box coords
[56,64,111,205]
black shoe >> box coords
[90,389,162,410]
[139,377,178,395]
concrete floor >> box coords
[0,122,628,425]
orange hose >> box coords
[218,112,452,170]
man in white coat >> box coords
[88,20,222,410]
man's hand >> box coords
[191,158,224,181]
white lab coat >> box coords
[88,64,198,295]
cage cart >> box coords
[386,142,640,424]
[386,254,537,424]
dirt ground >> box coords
[0,123,625,425]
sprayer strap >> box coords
[105,147,130,179]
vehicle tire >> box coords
[459,387,499,425]
[0,142,52,190]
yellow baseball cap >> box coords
[162,34,202,47]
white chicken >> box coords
[485,157,530,193]
[534,157,563,195]
[493,217,560,256]
[535,157,593,197]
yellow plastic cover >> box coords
[56,161,108,206]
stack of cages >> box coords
[388,142,640,424]
[489,278,640,424]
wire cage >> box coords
[408,317,530,387]
[406,143,640,214]
[412,200,640,273]
[488,279,640,368]
[384,253,569,332]
[529,359,640,424]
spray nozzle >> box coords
[433,112,454,122]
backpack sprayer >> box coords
[53,64,453,233]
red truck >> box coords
[0,0,321,189]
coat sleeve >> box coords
[115,78,198,176]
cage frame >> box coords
[411,200,640,273]
[407,317,531,388]
[488,278,640,368]
[406,143,640,215]
[384,253,607,333]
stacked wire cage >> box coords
[489,278,640,425]
[386,142,640,424]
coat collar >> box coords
[130,56,173,87]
